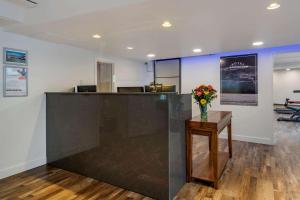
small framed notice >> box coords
[4,66,28,97]
[3,48,28,66]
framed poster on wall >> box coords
[220,54,258,106]
[3,66,28,97]
[3,48,28,66]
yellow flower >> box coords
[204,91,209,95]
[200,99,207,105]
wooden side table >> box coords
[186,111,232,189]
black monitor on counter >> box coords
[77,85,97,92]
[117,87,144,93]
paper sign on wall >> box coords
[4,66,28,97]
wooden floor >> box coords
[1,113,300,200]
[0,166,153,200]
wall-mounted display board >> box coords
[3,47,28,97]
[3,66,28,97]
[3,48,28,66]
[220,54,258,106]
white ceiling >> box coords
[1,0,300,61]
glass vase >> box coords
[199,104,208,120]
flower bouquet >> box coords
[192,84,217,120]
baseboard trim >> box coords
[220,133,274,145]
[232,134,274,145]
[0,157,46,180]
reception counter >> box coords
[46,93,192,200]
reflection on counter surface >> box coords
[46,93,192,200]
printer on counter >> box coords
[74,85,97,93]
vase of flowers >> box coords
[192,84,217,120]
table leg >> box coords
[209,135,212,152]
[186,129,193,182]
[228,121,232,158]
[212,131,218,189]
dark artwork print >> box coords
[220,54,258,106]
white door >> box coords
[97,62,114,92]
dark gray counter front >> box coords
[46,93,192,200]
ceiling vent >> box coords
[6,0,38,8]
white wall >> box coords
[181,50,274,145]
[0,30,96,179]
[0,31,148,179]
[96,55,150,91]
[273,68,300,104]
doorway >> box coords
[273,52,300,143]
[96,61,114,92]
[273,52,300,106]
[154,58,181,93]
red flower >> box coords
[196,91,202,96]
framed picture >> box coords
[220,54,258,106]
[3,66,28,97]
[3,48,28,66]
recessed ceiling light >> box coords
[193,48,202,53]
[93,34,101,39]
[147,54,156,58]
[286,68,291,71]
[127,47,134,50]
[267,3,281,10]
[162,21,172,28]
[252,41,264,46]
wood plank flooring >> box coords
[0,166,153,200]
[0,112,299,200]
